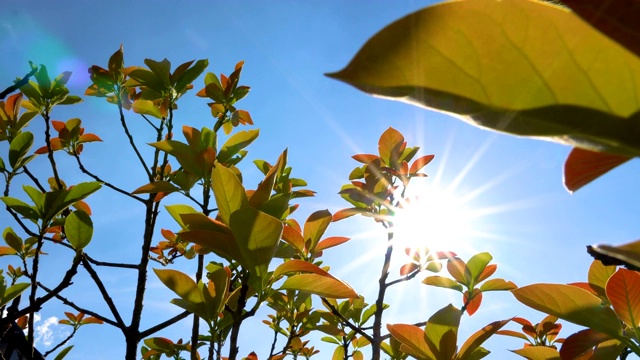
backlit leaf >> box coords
[409,154,435,174]
[588,260,616,299]
[386,323,434,359]
[479,279,517,292]
[0,282,29,307]
[303,210,332,251]
[511,346,561,360]
[378,127,404,167]
[559,329,613,360]
[328,0,640,160]
[132,99,163,119]
[153,268,203,304]
[422,276,463,292]
[211,163,248,224]
[9,131,33,169]
[315,236,350,252]
[605,268,640,328]
[512,284,622,339]
[217,129,259,164]
[425,304,460,359]
[280,273,357,299]
[587,240,640,270]
[458,318,510,360]
[273,259,334,280]
[464,289,482,316]
[65,210,93,250]
[467,252,492,285]
[563,148,630,192]
[132,181,180,195]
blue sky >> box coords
[2,1,639,359]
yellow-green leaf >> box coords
[512,284,622,339]
[511,346,561,360]
[211,163,248,225]
[387,323,434,360]
[458,319,510,360]
[217,129,259,164]
[280,273,357,299]
[132,99,163,119]
[65,210,93,250]
[153,268,203,304]
[328,0,640,158]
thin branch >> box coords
[22,167,46,192]
[0,66,38,100]
[117,97,152,180]
[321,298,373,343]
[386,268,422,287]
[81,257,127,329]
[139,311,191,338]
[84,254,139,269]
[43,327,77,357]
[74,153,145,203]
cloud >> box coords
[32,314,69,348]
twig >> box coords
[321,298,373,343]
[139,311,191,338]
[0,66,38,100]
[73,153,145,203]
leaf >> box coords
[466,252,492,285]
[217,129,259,164]
[53,345,74,360]
[425,304,460,360]
[303,210,332,251]
[328,0,640,159]
[559,329,613,360]
[587,240,640,270]
[561,0,640,58]
[464,289,482,316]
[458,318,510,360]
[0,196,39,222]
[0,282,29,307]
[422,276,463,292]
[410,154,435,174]
[387,323,434,359]
[132,181,180,195]
[563,148,631,192]
[273,259,335,280]
[512,284,622,339]
[65,210,93,250]
[588,260,617,298]
[605,268,640,328]
[378,127,404,167]
[211,164,248,225]
[9,131,34,170]
[479,279,517,292]
[315,236,350,252]
[132,99,163,119]
[153,269,204,304]
[511,346,561,360]
[280,273,357,299]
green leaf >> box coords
[479,278,517,292]
[174,59,208,94]
[154,269,204,304]
[0,282,29,307]
[422,276,463,292]
[211,164,248,225]
[9,131,34,170]
[424,304,460,360]
[512,284,622,339]
[149,140,202,177]
[387,323,434,359]
[328,0,640,159]
[53,345,73,360]
[466,252,492,285]
[457,319,510,360]
[132,99,163,119]
[3,228,22,252]
[588,260,616,298]
[217,129,259,164]
[65,210,93,250]
[303,210,332,252]
[229,206,282,281]
[281,273,357,299]
[0,196,39,222]
[511,346,561,360]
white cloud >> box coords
[31,313,69,348]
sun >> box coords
[390,182,476,254]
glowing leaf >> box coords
[588,260,617,299]
[479,279,517,292]
[512,346,561,360]
[386,323,434,359]
[422,276,463,292]
[132,181,180,195]
[315,236,350,252]
[211,164,248,225]
[280,273,357,299]
[217,129,259,164]
[153,269,203,304]
[424,304,460,359]
[564,148,630,192]
[512,284,622,338]
[605,268,640,328]
[458,318,510,360]
[464,289,482,316]
[132,99,163,119]
[303,210,332,251]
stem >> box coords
[191,254,205,360]
[139,311,191,338]
[81,257,127,329]
[43,327,77,357]
[228,272,250,360]
[117,96,152,180]
[73,153,144,203]
[0,65,38,100]
[42,109,63,189]
[371,230,394,360]
[27,232,46,350]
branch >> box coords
[84,254,139,269]
[74,153,145,203]
[321,298,373,343]
[386,268,422,287]
[0,66,38,100]
[80,257,127,329]
[139,311,191,338]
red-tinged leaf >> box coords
[0,246,17,256]
[58,319,71,325]
[512,346,561,360]
[564,148,631,192]
[132,181,180,195]
[352,154,379,164]
[511,317,535,337]
[400,262,419,276]
[588,260,617,298]
[244,352,258,360]
[281,225,305,254]
[280,273,357,299]
[78,133,102,143]
[479,278,517,292]
[332,208,369,221]
[303,210,332,251]
[273,259,334,279]
[236,110,253,125]
[315,236,350,252]
[477,264,497,283]
[81,317,104,325]
[386,324,434,359]
[458,318,511,360]
[464,288,482,316]
[559,329,612,360]
[605,268,640,328]
[568,282,599,296]
[161,229,176,241]
[64,312,77,322]
[378,127,404,166]
[561,0,640,58]
[409,154,435,174]
[422,276,464,292]
[73,200,92,215]
[35,138,64,154]
[447,257,468,285]
[512,284,622,338]
[52,120,65,132]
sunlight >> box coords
[391,182,477,254]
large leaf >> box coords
[153,268,203,304]
[512,284,622,339]
[328,0,640,159]
[511,346,561,360]
[9,131,34,170]
[605,268,640,328]
[280,273,357,299]
[587,239,640,270]
[217,129,259,164]
[457,318,510,360]
[424,304,460,360]
[211,163,248,225]
[559,329,615,360]
[561,0,640,58]
[386,323,435,360]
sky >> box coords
[1,1,640,359]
